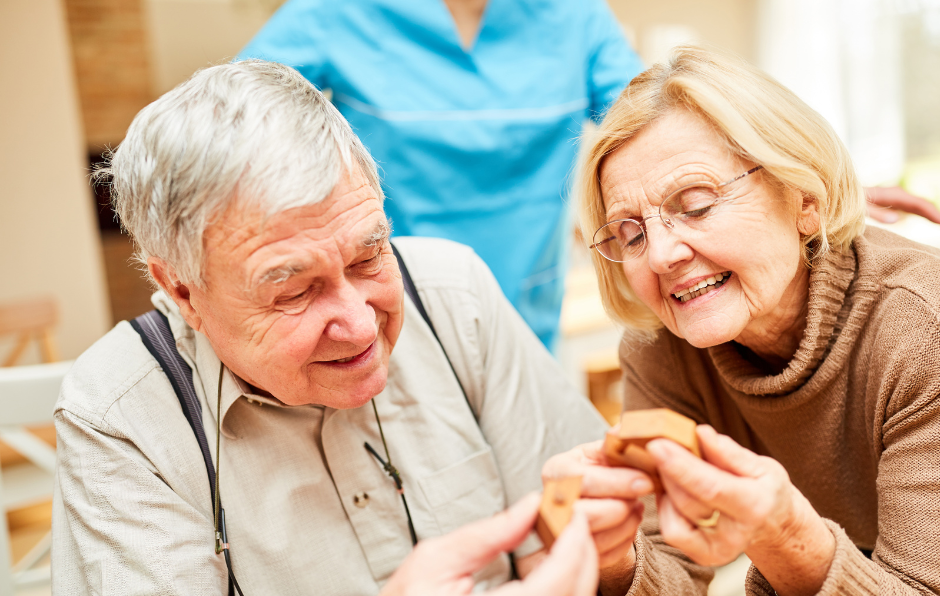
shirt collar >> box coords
[150,291,293,439]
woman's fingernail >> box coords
[632,478,653,493]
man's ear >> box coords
[796,191,821,237]
[148,257,204,333]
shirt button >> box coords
[353,492,370,508]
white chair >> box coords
[0,361,72,596]
[0,299,60,367]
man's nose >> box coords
[322,281,378,346]
[644,219,694,274]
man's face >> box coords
[180,165,403,408]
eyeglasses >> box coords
[589,166,763,263]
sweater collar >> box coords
[707,244,858,396]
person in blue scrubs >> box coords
[239,0,643,349]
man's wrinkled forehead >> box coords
[250,217,391,291]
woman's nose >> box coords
[644,220,694,274]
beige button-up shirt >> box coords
[52,238,607,595]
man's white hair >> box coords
[100,59,383,287]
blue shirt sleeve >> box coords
[237,0,329,89]
[585,0,644,122]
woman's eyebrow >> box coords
[606,196,646,221]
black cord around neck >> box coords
[366,399,418,546]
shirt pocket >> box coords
[417,446,506,536]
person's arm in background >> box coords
[584,0,644,122]
[865,186,940,224]
[382,494,600,596]
[236,0,330,89]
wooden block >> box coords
[535,476,582,550]
[603,408,701,493]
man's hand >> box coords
[540,441,654,595]
[866,186,940,224]
[380,493,599,596]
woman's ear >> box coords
[796,192,820,237]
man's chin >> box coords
[288,371,389,409]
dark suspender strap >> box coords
[391,243,475,420]
[130,310,234,595]
[130,310,217,501]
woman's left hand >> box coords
[646,425,836,595]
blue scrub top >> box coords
[240,0,643,348]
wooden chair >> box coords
[0,361,72,595]
[584,349,622,426]
[0,299,59,368]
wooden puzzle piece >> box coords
[535,475,582,550]
[603,408,701,493]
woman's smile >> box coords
[671,271,733,303]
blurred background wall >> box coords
[0,0,111,362]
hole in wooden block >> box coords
[535,476,582,550]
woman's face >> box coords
[599,109,817,349]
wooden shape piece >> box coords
[603,408,700,493]
[535,476,582,550]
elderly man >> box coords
[52,61,650,595]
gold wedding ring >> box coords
[695,510,720,529]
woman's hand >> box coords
[540,441,654,595]
[648,425,836,596]
[380,492,599,596]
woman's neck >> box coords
[441,0,487,49]
[734,266,811,373]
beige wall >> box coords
[146,0,271,95]
[0,0,111,362]
[608,0,758,65]
[64,0,155,151]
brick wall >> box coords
[64,0,153,151]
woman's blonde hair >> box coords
[577,45,866,335]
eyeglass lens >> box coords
[592,183,724,262]
[591,166,762,263]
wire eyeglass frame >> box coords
[589,165,763,263]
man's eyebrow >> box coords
[363,219,392,247]
[250,220,390,292]
[253,261,311,290]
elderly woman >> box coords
[575,46,940,594]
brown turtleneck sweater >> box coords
[620,226,940,595]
